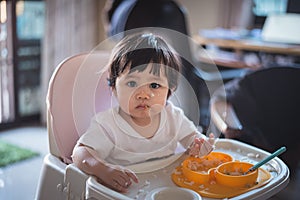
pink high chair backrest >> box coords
[47,51,116,163]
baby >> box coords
[72,32,215,192]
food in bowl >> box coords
[222,168,245,176]
[184,152,233,174]
[215,161,258,188]
[181,152,233,184]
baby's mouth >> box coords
[136,104,150,110]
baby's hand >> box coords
[98,164,139,192]
[189,133,215,157]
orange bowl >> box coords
[182,152,233,184]
[215,161,258,188]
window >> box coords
[16,0,45,118]
[253,0,288,16]
[252,0,288,28]
[0,0,45,129]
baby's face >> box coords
[114,64,169,123]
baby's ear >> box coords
[171,86,177,93]
[112,87,117,97]
[167,88,175,99]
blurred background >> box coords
[0,0,299,199]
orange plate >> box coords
[171,165,272,199]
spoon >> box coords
[245,146,286,174]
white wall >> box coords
[176,0,222,35]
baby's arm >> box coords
[72,143,138,192]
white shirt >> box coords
[77,102,197,165]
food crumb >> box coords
[183,181,194,186]
[210,180,217,185]
[247,153,256,158]
[143,180,150,187]
[152,174,157,178]
[138,189,144,194]
[172,169,182,175]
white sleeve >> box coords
[166,102,197,141]
[77,115,114,159]
[178,114,197,139]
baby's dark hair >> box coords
[107,33,182,95]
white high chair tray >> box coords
[86,138,289,200]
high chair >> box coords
[35,51,113,200]
[35,51,200,200]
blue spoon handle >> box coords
[248,146,286,172]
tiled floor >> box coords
[0,126,299,200]
[0,126,48,200]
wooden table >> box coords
[193,35,300,69]
[194,35,300,56]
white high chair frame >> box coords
[36,51,290,200]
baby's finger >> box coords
[125,169,139,183]
[115,174,131,188]
[208,133,216,145]
[199,140,214,156]
[191,143,200,154]
[111,180,127,193]
[194,137,204,145]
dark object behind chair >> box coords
[104,0,210,128]
[106,0,189,39]
[211,66,300,178]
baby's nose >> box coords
[136,90,150,99]
[136,86,152,99]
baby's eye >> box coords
[127,81,137,87]
[149,83,161,89]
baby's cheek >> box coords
[118,97,131,113]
